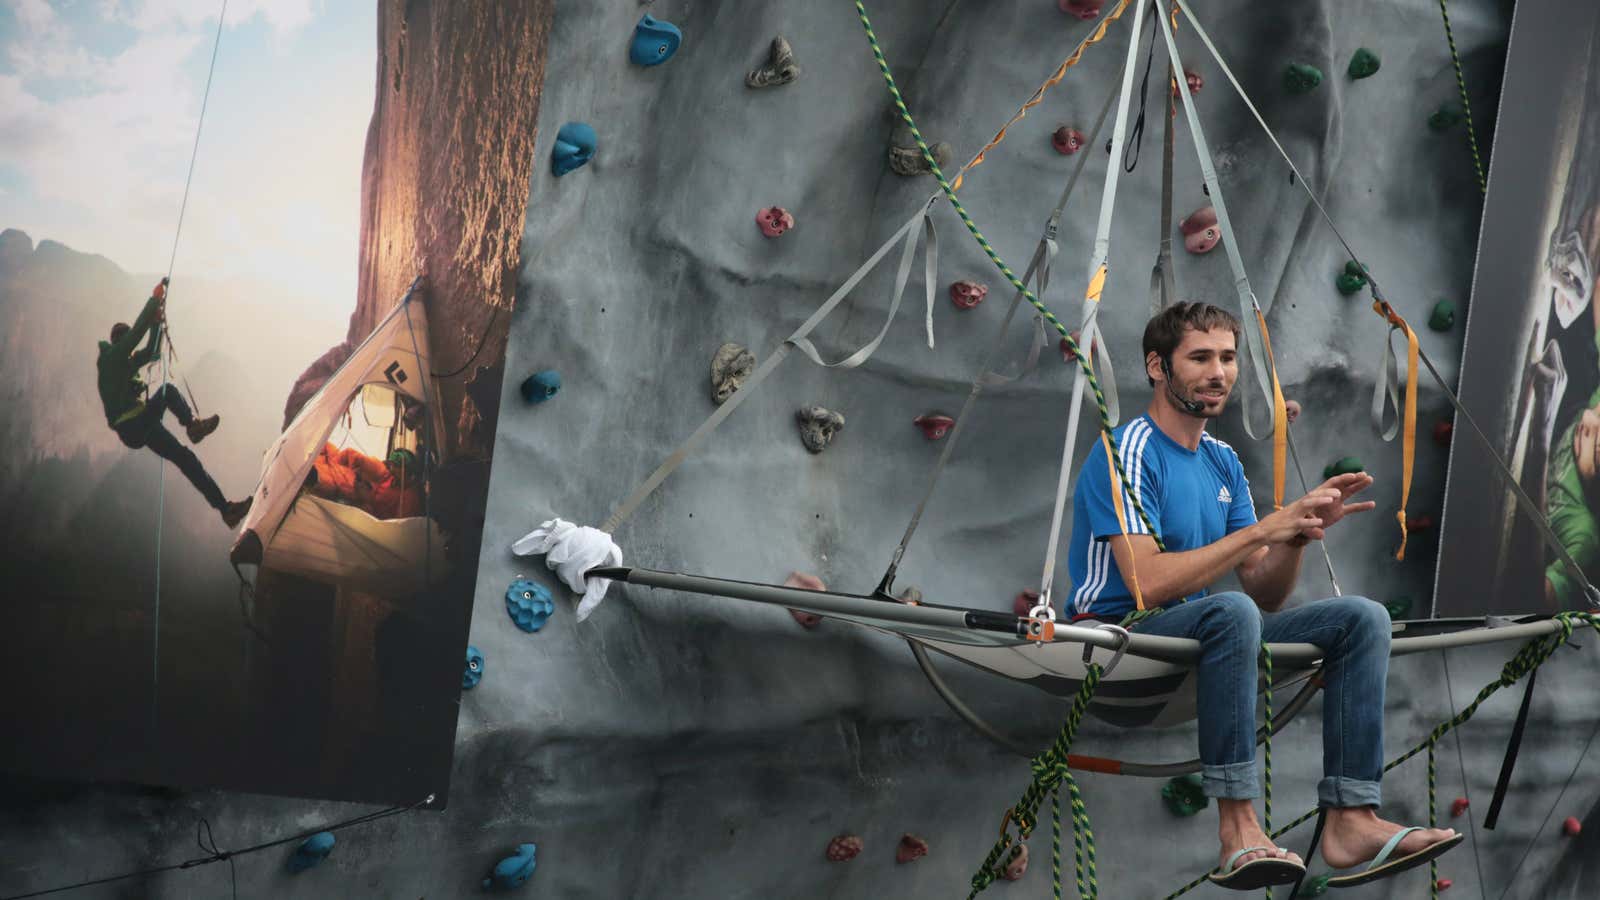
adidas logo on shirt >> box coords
[1217,486,1232,503]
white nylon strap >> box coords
[1152,0,1277,441]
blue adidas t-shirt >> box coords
[1067,414,1257,617]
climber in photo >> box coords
[306,442,424,520]
[98,279,252,528]
[1065,303,1461,891]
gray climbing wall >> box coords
[5,1,1600,898]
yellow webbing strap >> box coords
[1253,307,1288,510]
[1373,300,1419,560]
[951,0,1135,191]
[1086,264,1107,304]
[1101,433,1147,611]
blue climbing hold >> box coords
[551,122,596,176]
[286,831,336,873]
[521,369,561,404]
[463,644,485,690]
[483,843,537,891]
[630,14,681,67]
[506,579,555,633]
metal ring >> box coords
[1080,622,1131,679]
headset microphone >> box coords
[1162,358,1207,416]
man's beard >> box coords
[1170,380,1229,418]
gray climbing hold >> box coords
[746,36,800,89]
[711,343,755,405]
[796,405,844,454]
[889,141,953,176]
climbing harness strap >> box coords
[788,210,937,367]
[1150,62,1177,315]
[1370,300,1421,559]
[601,199,935,534]
[882,72,1119,588]
[1034,0,1157,613]
[860,0,1166,553]
[1169,0,1599,606]
[1151,0,1286,508]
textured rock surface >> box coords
[6,2,1600,899]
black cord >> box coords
[0,797,429,899]
[1111,12,1160,174]
[431,302,503,379]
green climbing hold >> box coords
[1323,456,1364,479]
[1296,873,1332,897]
[1348,48,1380,79]
[1429,299,1457,331]
[1337,260,1369,295]
[1161,773,1208,817]
[1385,596,1413,620]
[1429,102,1464,132]
[1284,63,1324,94]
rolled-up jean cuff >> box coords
[1318,776,1382,809]
[1203,760,1260,800]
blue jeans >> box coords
[1131,592,1391,808]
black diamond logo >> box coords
[384,361,408,384]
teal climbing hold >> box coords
[1384,596,1413,620]
[1323,456,1364,479]
[1284,63,1324,94]
[506,578,555,632]
[1161,772,1208,817]
[551,123,596,176]
[483,843,537,891]
[286,832,335,873]
[1429,299,1457,331]
[1348,48,1380,79]
[1429,102,1464,132]
[521,370,561,404]
[1296,873,1332,897]
[629,14,681,67]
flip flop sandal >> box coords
[1207,847,1307,891]
[1327,828,1465,888]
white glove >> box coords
[511,518,623,622]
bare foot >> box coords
[1217,798,1303,872]
[1320,807,1456,870]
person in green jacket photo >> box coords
[98,279,252,528]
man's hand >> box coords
[1292,472,1377,542]
[152,279,167,302]
[1255,487,1342,545]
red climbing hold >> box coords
[1014,589,1042,618]
[1406,514,1435,533]
[1180,207,1220,254]
[826,834,863,861]
[1052,126,1086,155]
[1057,0,1103,21]
[950,280,988,310]
[757,206,795,238]
[1172,69,1203,97]
[1061,330,1098,362]
[1564,816,1582,837]
[1451,797,1469,818]
[1436,878,1453,891]
[785,572,825,628]
[896,833,929,864]
[914,414,955,441]
[1434,420,1453,447]
[1002,843,1029,880]
[1284,399,1302,424]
